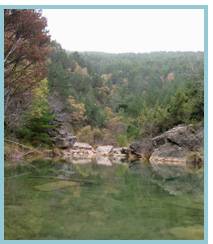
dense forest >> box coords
[4,10,204,148]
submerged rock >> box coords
[166,225,204,240]
[34,181,79,191]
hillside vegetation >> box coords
[46,42,203,146]
[4,10,204,148]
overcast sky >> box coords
[42,9,204,53]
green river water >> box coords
[4,159,204,240]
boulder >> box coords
[70,149,95,159]
[112,147,123,154]
[150,142,203,178]
[152,134,167,147]
[121,147,130,154]
[127,124,204,169]
[147,124,203,166]
[152,124,203,150]
[129,139,153,159]
[73,142,94,150]
[111,147,128,156]
[55,138,70,149]
[165,125,203,150]
[149,143,190,182]
[55,135,77,149]
[150,143,188,166]
[96,145,113,155]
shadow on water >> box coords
[4,157,204,240]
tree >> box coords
[67,96,86,126]
[17,79,55,146]
[4,10,50,128]
[47,46,204,143]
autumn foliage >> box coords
[4,10,50,128]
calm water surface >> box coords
[4,159,204,240]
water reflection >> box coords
[64,155,126,166]
[4,158,204,240]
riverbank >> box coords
[5,123,204,169]
[4,140,52,166]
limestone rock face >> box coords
[48,91,77,149]
[129,124,203,167]
[152,124,203,150]
[150,125,204,168]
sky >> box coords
[42,9,204,53]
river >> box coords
[4,158,204,240]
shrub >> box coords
[17,111,55,146]
[76,126,103,145]
[116,134,128,147]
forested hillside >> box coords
[4,10,204,148]
[47,42,204,146]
